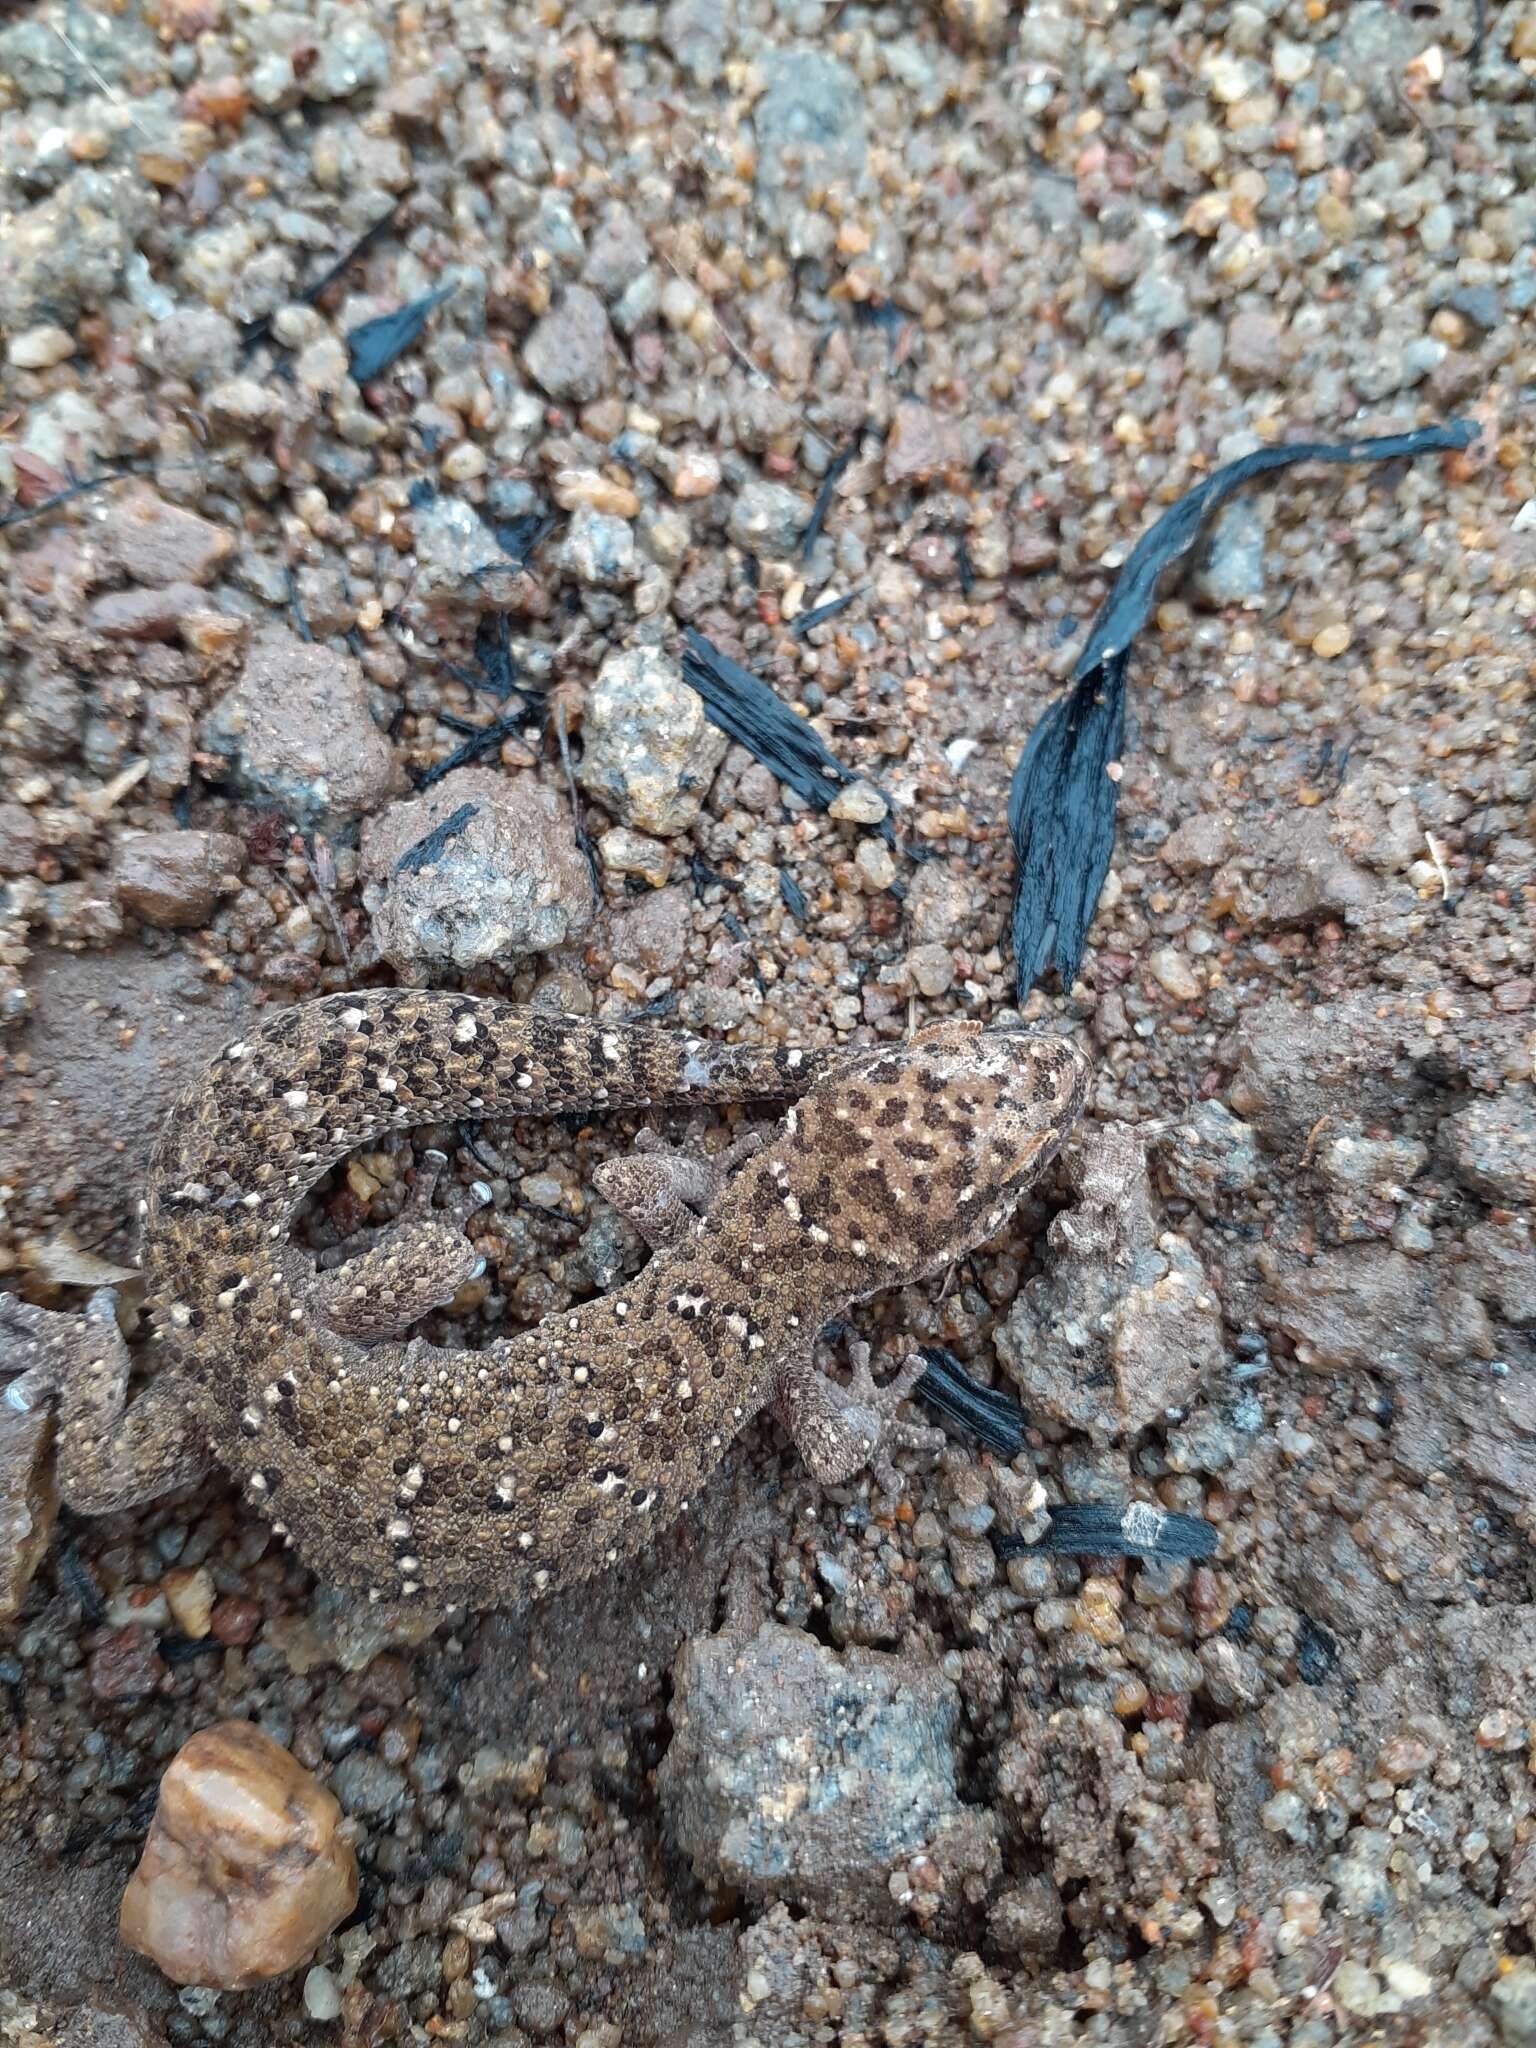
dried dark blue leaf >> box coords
[552,698,600,899]
[1296,1615,1340,1685]
[494,511,556,569]
[1010,417,1477,998]
[1072,420,1475,684]
[778,869,808,922]
[690,853,739,896]
[853,299,908,348]
[1001,1501,1218,1562]
[915,1346,1026,1456]
[286,566,313,643]
[346,285,456,383]
[624,990,680,1022]
[472,612,523,702]
[681,626,896,847]
[241,200,403,355]
[800,435,859,561]
[1008,651,1127,998]
[394,802,478,875]
[790,590,857,640]
[159,1631,226,1666]
[413,715,525,791]
[0,461,141,532]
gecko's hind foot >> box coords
[777,1336,948,1495]
[311,1151,494,1345]
[0,1287,205,1515]
[1,1288,126,1416]
[317,1150,492,1266]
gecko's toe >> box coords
[872,1455,905,1497]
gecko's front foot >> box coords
[778,1336,947,1496]
[594,1128,766,1250]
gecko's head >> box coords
[773,1023,1090,1281]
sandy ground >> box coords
[0,0,1533,2042]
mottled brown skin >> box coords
[0,994,1087,1611]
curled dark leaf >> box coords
[681,627,895,847]
[1009,417,1477,999]
[1008,652,1127,999]
[394,802,478,875]
[1072,420,1476,683]
[994,1500,1218,1563]
[915,1346,1026,1456]
[346,284,456,383]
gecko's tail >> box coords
[141,990,839,1251]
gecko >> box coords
[0,993,1088,1611]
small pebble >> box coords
[303,1965,343,2021]
[114,830,244,930]
[1148,946,1201,1002]
[210,1597,261,1647]
[88,1627,165,1703]
[578,646,727,837]
[829,780,888,825]
[8,324,75,369]
[670,452,721,500]
[523,286,615,403]
[441,442,488,484]
[161,1565,215,1639]
[553,468,641,519]
[906,943,955,997]
[121,1722,358,1988]
[599,826,674,889]
[856,838,897,890]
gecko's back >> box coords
[139,992,836,1606]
